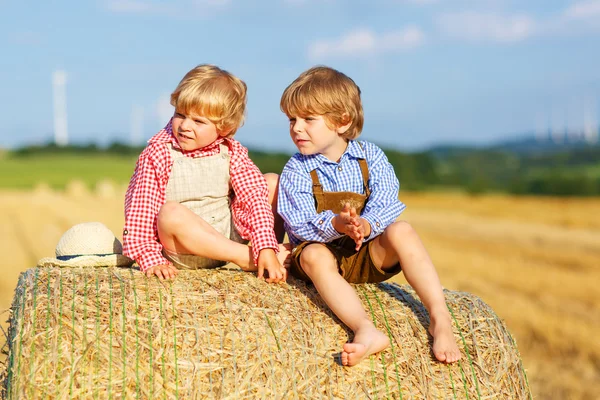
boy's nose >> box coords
[292,120,304,132]
[180,117,193,130]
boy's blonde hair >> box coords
[170,64,247,137]
[280,66,364,140]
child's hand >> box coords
[145,263,179,280]
[257,248,287,284]
[347,206,366,250]
[334,203,364,251]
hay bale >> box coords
[95,179,118,199]
[2,267,532,399]
[65,180,89,199]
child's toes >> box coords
[341,352,349,366]
[434,350,447,362]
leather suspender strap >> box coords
[358,159,370,198]
[310,159,370,198]
[310,170,324,196]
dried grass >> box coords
[1,266,531,399]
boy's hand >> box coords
[334,203,365,251]
[145,263,179,280]
[257,248,287,284]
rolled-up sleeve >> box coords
[360,143,406,239]
[229,141,279,263]
[123,145,171,271]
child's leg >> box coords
[158,201,256,270]
[264,173,285,243]
[370,221,461,363]
[299,243,389,367]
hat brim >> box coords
[37,254,135,268]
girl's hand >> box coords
[257,248,287,284]
[146,263,179,280]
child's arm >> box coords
[278,159,346,244]
[227,141,280,268]
[123,145,174,274]
[358,142,406,240]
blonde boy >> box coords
[277,66,461,366]
[124,64,288,282]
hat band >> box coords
[57,253,116,261]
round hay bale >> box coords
[65,180,89,198]
[95,179,118,199]
[32,182,54,196]
[2,267,532,399]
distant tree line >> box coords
[13,142,145,156]
[10,141,600,197]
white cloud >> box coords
[308,26,425,61]
[564,0,600,19]
[283,0,338,4]
[106,0,170,13]
[405,0,438,4]
[435,3,600,44]
[193,0,231,6]
[436,12,536,43]
[542,1,600,36]
[106,0,230,14]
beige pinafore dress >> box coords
[162,142,245,269]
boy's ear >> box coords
[218,128,232,137]
[336,113,352,134]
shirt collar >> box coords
[301,140,365,172]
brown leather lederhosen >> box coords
[289,158,401,284]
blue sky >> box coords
[1,0,599,152]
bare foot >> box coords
[341,326,389,367]
[278,243,292,267]
[429,311,461,363]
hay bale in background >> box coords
[2,267,532,399]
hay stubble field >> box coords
[1,184,599,399]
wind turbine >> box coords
[52,70,69,146]
[130,105,144,146]
[584,96,598,144]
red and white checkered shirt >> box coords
[123,120,278,271]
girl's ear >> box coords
[218,128,232,137]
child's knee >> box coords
[385,220,416,239]
[264,173,280,194]
[299,244,336,275]
[157,201,186,230]
[264,172,279,188]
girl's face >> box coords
[288,114,349,162]
[171,110,224,151]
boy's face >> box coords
[288,115,349,162]
[172,110,223,151]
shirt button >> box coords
[376,222,381,227]
[338,166,343,171]
[319,220,324,225]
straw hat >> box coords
[37,222,134,268]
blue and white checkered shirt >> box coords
[277,140,406,247]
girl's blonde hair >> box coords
[170,64,246,137]
[280,66,364,139]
